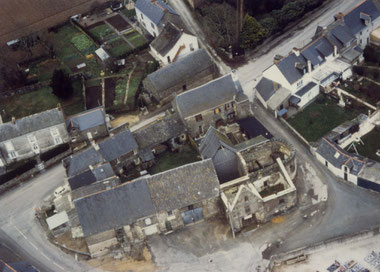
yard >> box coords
[287,95,365,142]
[347,129,380,163]
[340,78,380,107]
[148,144,201,175]
[121,8,136,18]
[0,79,84,122]
[124,31,148,48]
[107,37,133,58]
[88,23,116,43]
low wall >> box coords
[0,148,72,194]
[0,81,51,100]
[279,117,310,148]
[267,225,380,271]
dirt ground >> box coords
[55,231,89,253]
[274,234,380,272]
[111,113,140,127]
[87,247,155,272]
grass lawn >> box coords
[287,96,363,142]
[108,38,133,58]
[71,34,97,56]
[125,75,142,109]
[49,24,84,62]
[148,144,201,175]
[347,129,380,162]
[0,79,84,121]
[121,8,136,18]
[113,78,126,107]
[88,24,115,43]
[125,31,147,48]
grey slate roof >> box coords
[66,106,106,132]
[133,113,185,149]
[331,25,355,45]
[139,148,155,162]
[67,147,104,177]
[174,74,240,118]
[146,159,220,212]
[135,0,178,25]
[143,48,214,100]
[98,129,138,162]
[71,176,121,200]
[0,108,65,142]
[255,77,278,102]
[343,0,380,35]
[316,138,365,175]
[68,163,115,191]
[199,127,235,159]
[74,178,155,237]
[150,22,183,56]
[295,82,317,97]
[234,135,268,152]
[276,53,306,85]
[213,149,240,183]
[0,261,39,272]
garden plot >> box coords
[85,78,116,110]
[106,14,132,33]
[29,59,67,82]
[106,36,133,58]
[124,30,148,48]
[71,33,98,56]
[87,22,116,43]
[341,79,380,107]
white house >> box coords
[134,0,179,37]
[150,22,199,65]
[257,0,380,116]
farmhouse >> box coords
[0,107,69,173]
[143,48,217,105]
[173,73,251,138]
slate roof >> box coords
[330,24,355,47]
[316,138,365,175]
[146,159,220,212]
[295,82,317,97]
[68,163,115,191]
[67,147,104,177]
[135,0,178,25]
[0,108,65,142]
[234,135,268,152]
[138,148,155,162]
[74,178,155,237]
[343,0,380,35]
[199,127,235,159]
[66,106,106,132]
[174,74,241,118]
[71,176,121,200]
[237,117,273,139]
[98,129,138,162]
[255,77,278,102]
[276,53,306,85]
[213,149,240,183]
[0,261,38,272]
[143,48,214,100]
[133,113,185,149]
[150,22,183,56]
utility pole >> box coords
[235,0,244,54]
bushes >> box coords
[240,14,268,49]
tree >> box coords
[51,69,73,99]
[363,45,378,63]
[240,14,268,49]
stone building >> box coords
[172,73,251,138]
[66,106,109,147]
[143,48,218,105]
[73,159,220,257]
[0,107,69,174]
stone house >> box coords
[73,159,220,257]
[66,106,109,146]
[172,73,251,138]
[0,107,69,173]
[257,0,380,117]
[135,0,179,38]
[143,48,218,105]
[150,22,199,65]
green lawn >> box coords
[121,8,136,18]
[287,96,363,142]
[113,78,126,107]
[347,129,380,162]
[88,24,115,43]
[108,39,133,58]
[125,76,142,109]
[71,34,98,55]
[148,144,201,175]
[0,80,84,121]
[125,31,147,48]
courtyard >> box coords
[346,128,380,163]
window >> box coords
[244,196,249,202]
[195,114,203,122]
[245,206,250,214]
[145,218,152,226]
[54,137,63,145]
[214,108,220,114]
[167,56,171,63]
[5,141,17,159]
[296,80,303,89]
[8,151,17,159]
[225,103,231,110]
[142,21,146,27]
[182,84,187,91]
[151,22,155,29]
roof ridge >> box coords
[344,0,368,16]
[322,138,364,163]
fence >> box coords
[279,117,311,148]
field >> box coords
[287,96,364,142]
[0,79,84,122]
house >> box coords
[66,106,109,145]
[150,22,199,65]
[0,260,39,272]
[74,159,220,257]
[135,0,179,37]
[143,48,217,105]
[258,0,380,116]
[0,107,69,172]
[172,73,251,138]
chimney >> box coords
[180,29,184,33]
[336,12,344,21]
[57,103,62,111]
[293,47,300,57]
[307,60,312,73]
[12,117,16,124]
[334,45,338,57]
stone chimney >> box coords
[307,60,312,73]
[335,12,344,21]
[12,117,16,124]
[334,45,338,57]
[292,47,300,57]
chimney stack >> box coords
[333,45,338,57]
[57,103,62,111]
[12,117,16,124]
[336,12,344,21]
[307,60,312,74]
[293,47,300,57]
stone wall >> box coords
[86,229,118,258]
